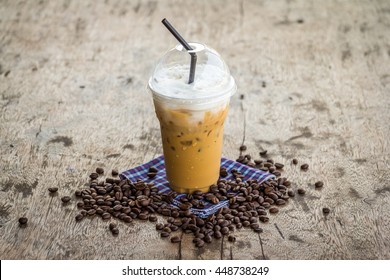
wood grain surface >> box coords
[0,0,389,260]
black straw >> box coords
[162,18,197,84]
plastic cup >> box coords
[148,42,236,193]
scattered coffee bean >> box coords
[269,207,279,214]
[156,223,164,230]
[48,187,58,193]
[147,172,157,179]
[292,159,298,165]
[75,214,84,221]
[112,169,119,176]
[149,215,157,222]
[170,236,181,243]
[18,217,28,225]
[297,188,306,195]
[96,167,104,174]
[239,145,247,151]
[89,173,99,179]
[287,190,295,197]
[322,207,330,214]
[219,167,228,177]
[315,181,324,188]
[61,196,71,203]
[300,164,309,170]
[228,235,236,242]
[274,163,284,169]
[160,232,170,238]
[111,227,119,235]
[259,150,268,156]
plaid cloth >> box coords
[121,155,275,218]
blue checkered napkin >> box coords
[120,155,275,218]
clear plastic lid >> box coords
[148,43,236,105]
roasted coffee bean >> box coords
[102,212,111,220]
[195,240,205,248]
[221,227,229,235]
[251,223,260,230]
[262,202,271,208]
[111,227,119,235]
[148,166,158,173]
[292,158,298,165]
[149,215,157,222]
[275,163,284,169]
[276,199,286,205]
[123,216,132,223]
[18,217,28,225]
[254,159,263,165]
[160,231,170,238]
[236,223,243,229]
[287,190,295,197]
[273,171,281,177]
[300,164,309,170]
[228,235,236,242]
[239,145,247,151]
[138,213,148,220]
[111,169,119,176]
[90,173,100,180]
[156,223,164,230]
[219,167,228,177]
[259,150,268,156]
[170,236,181,243]
[269,207,279,214]
[76,201,84,208]
[322,207,330,214]
[113,205,122,211]
[315,181,324,188]
[242,221,251,227]
[75,214,84,221]
[147,172,157,179]
[259,216,269,223]
[61,196,71,203]
[204,234,212,243]
[297,188,306,195]
[87,209,96,215]
[96,167,104,174]
[254,227,263,233]
[48,187,58,193]
[109,223,117,230]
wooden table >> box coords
[1,0,389,260]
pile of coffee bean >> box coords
[46,146,328,247]
[65,161,299,248]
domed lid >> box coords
[148,43,236,105]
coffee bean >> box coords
[18,217,28,225]
[76,201,84,208]
[221,227,229,235]
[297,188,306,195]
[287,190,295,197]
[96,167,104,174]
[111,169,119,176]
[87,209,96,215]
[138,213,148,220]
[171,236,181,243]
[315,181,324,188]
[259,150,268,156]
[109,223,117,230]
[259,216,269,223]
[48,187,58,193]
[239,145,247,151]
[123,216,133,223]
[75,214,84,221]
[204,234,213,243]
[254,227,263,233]
[228,235,236,242]
[300,164,309,170]
[161,231,170,238]
[102,212,111,220]
[61,196,71,203]
[195,240,205,247]
[269,207,279,214]
[147,172,157,179]
[111,227,119,235]
[89,173,99,179]
[275,163,284,169]
[292,159,298,165]
[276,199,286,206]
[219,167,228,177]
[156,223,164,230]
[242,221,251,227]
[149,215,157,222]
[251,223,260,230]
[322,207,330,214]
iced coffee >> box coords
[148,43,236,193]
